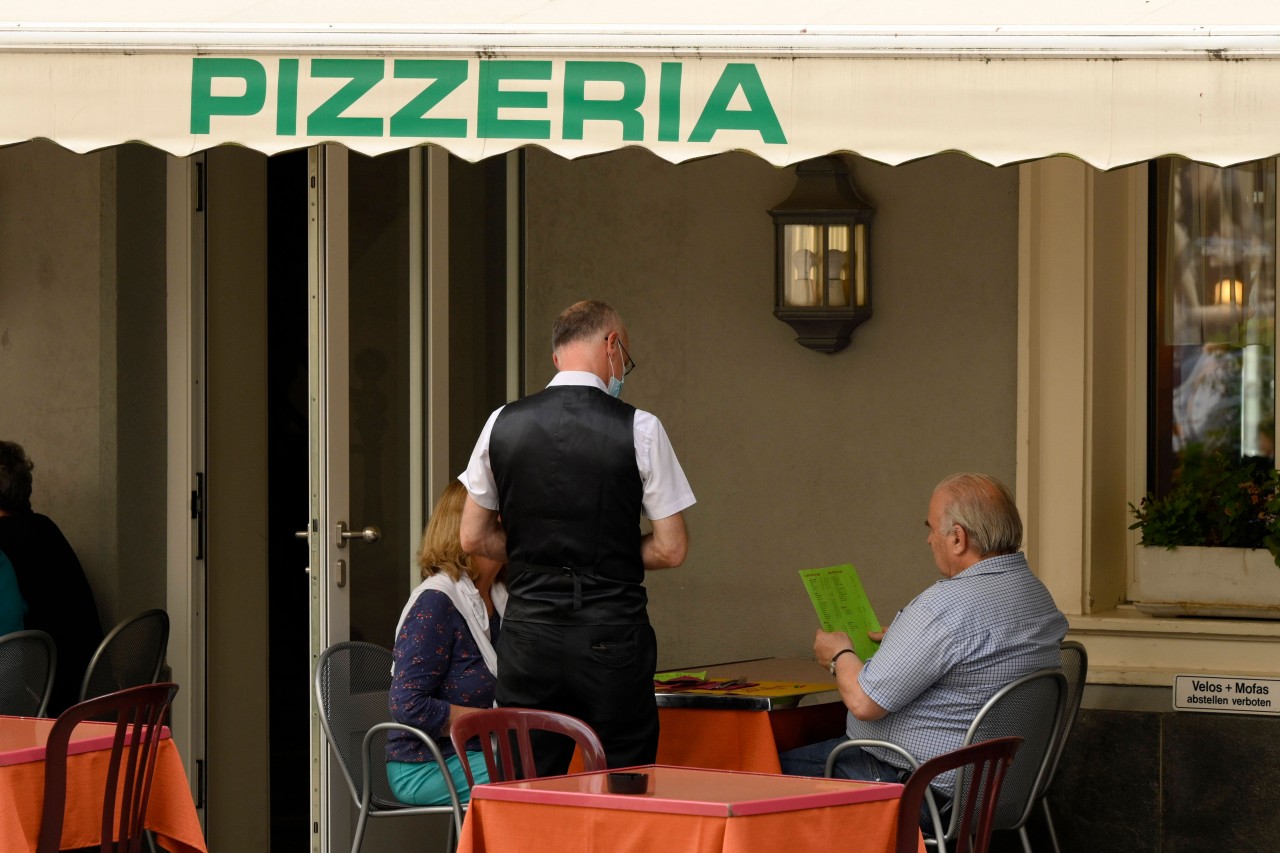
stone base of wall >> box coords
[988,707,1277,852]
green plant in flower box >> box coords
[1128,445,1280,569]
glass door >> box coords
[305,144,514,852]
[306,144,426,853]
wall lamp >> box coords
[769,156,874,353]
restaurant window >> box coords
[1149,158,1277,499]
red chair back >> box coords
[449,707,606,786]
[896,736,1022,853]
[37,682,179,853]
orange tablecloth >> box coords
[0,738,206,853]
[569,701,848,774]
[459,798,909,853]
[457,766,924,853]
[658,701,848,772]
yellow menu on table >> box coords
[799,563,883,660]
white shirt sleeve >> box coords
[457,407,504,510]
[635,410,696,520]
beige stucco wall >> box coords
[0,142,115,630]
[0,142,108,586]
[0,140,168,632]
[1,140,1022,671]
[524,147,1021,667]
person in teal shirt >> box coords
[0,440,104,714]
[0,549,25,635]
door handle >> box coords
[295,522,315,575]
[295,519,317,541]
[336,521,381,548]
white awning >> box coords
[4,1,1280,167]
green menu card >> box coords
[799,563,883,660]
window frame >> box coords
[1018,157,1280,688]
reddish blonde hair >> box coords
[417,481,474,582]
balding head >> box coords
[552,300,623,353]
[934,473,1022,557]
[549,300,630,388]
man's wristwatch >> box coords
[829,648,856,676]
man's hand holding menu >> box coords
[799,563,883,659]
[800,564,889,720]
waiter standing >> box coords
[459,300,695,774]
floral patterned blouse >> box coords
[386,588,501,763]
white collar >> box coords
[548,370,608,393]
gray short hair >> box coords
[551,300,621,352]
[936,473,1022,556]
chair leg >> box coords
[451,803,468,852]
[351,806,371,853]
[1041,799,1061,853]
[1018,825,1032,853]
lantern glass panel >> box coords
[783,224,821,306]
[854,223,868,307]
[826,226,851,307]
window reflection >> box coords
[1152,158,1276,495]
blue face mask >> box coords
[607,349,625,398]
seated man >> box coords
[780,472,1068,803]
[0,440,104,715]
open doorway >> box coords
[266,148,312,850]
[205,145,514,851]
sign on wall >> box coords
[1173,675,1280,717]
[8,49,1280,168]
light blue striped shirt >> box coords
[847,552,1067,784]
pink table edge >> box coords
[0,716,172,767]
[470,764,904,818]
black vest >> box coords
[490,384,647,624]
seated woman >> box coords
[0,440,104,714]
[386,481,507,805]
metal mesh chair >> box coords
[0,629,56,716]
[448,707,607,786]
[79,609,170,703]
[36,682,179,853]
[896,737,1023,853]
[1034,642,1088,853]
[314,641,464,853]
[955,668,1066,853]
[824,668,1065,853]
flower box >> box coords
[1132,545,1280,619]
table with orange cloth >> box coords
[457,764,924,853]
[658,657,848,773]
[0,715,207,853]
[656,701,848,773]
[566,658,847,774]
